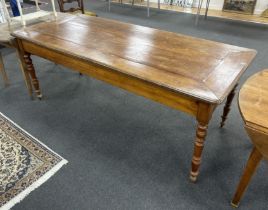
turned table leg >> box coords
[0,51,9,87]
[190,121,208,182]
[220,84,238,128]
[16,39,42,99]
[15,49,33,98]
[231,147,262,207]
[22,53,42,99]
[190,103,215,182]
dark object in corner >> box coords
[23,0,42,5]
[57,0,85,14]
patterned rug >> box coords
[0,113,67,210]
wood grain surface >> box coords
[239,70,268,135]
[12,15,256,103]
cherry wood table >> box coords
[12,15,256,182]
[231,70,268,207]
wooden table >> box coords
[231,70,268,207]
[12,15,256,182]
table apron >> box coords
[21,39,200,117]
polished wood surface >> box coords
[232,70,268,207]
[12,15,256,181]
[239,70,268,138]
[13,15,256,103]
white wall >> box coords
[193,0,268,15]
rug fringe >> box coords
[0,112,68,210]
[0,159,68,210]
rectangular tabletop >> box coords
[12,15,256,104]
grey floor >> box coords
[1,1,268,209]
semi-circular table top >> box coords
[239,69,268,134]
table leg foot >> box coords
[189,173,197,182]
[231,202,239,208]
[37,94,43,100]
[220,84,238,128]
